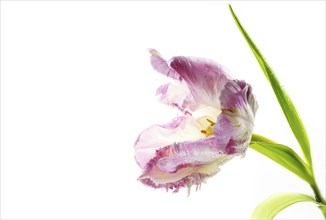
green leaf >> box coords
[251,134,276,144]
[229,4,312,167]
[249,141,313,184]
[252,192,317,219]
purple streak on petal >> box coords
[213,80,258,155]
[161,116,186,129]
[134,116,186,169]
[169,56,230,107]
[219,80,258,113]
[138,141,233,192]
[134,116,206,169]
[172,104,192,116]
[149,49,181,80]
[213,113,235,150]
[156,83,169,96]
[139,172,209,193]
[157,137,225,173]
[141,136,228,175]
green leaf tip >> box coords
[229,5,312,168]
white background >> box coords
[1,1,325,219]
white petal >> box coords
[135,116,208,169]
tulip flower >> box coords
[134,49,258,193]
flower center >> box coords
[200,118,216,137]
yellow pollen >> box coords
[201,130,207,134]
[200,118,215,137]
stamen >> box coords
[201,130,207,134]
[200,118,215,137]
[206,118,216,126]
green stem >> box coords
[320,205,326,219]
[250,133,326,214]
[311,180,326,205]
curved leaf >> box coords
[229,4,312,167]
[252,192,317,219]
[251,134,276,144]
[249,141,313,184]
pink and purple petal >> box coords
[134,116,206,169]
[157,137,226,173]
[149,49,181,80]
[138,137,233,192]
[213,80,258,154]
[169,56,230,108]
[219,80,258,112]
[156,82,197,115]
